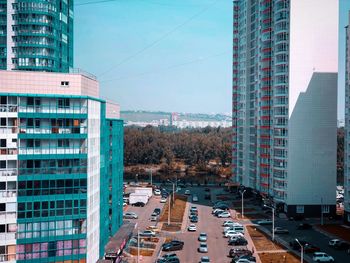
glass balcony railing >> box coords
[19,126,87,135]
[0,148,18,155]
[0,105,18,112]
[0,190,17,198]
[0,127,18,134]
[19,105,87,114]
[18,166,87,176]
[0,169,17,177]
[18,146,87,155]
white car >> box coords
[139,230,156,237]
[192,195,199,202]
[223,220,240,226]
[188,224,197,231]
[312,252,334,262]
[200,256,210,263]
[236,259,255,263]
[185,190,191,195]
[154,189,161,195]
[212,208,224,215]
[160,197,167,203]
[123,212,138,219]
[198,242,208,253]
[224,230,244,238]
[198,232,207,242]
[218,211,231,218]
[328,239,341,247]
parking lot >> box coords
[123,185,350,263]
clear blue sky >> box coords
[74,0,233,114]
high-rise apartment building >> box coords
[0,0,73,72]
[0,70,123,263]
[344,13,350,225]
[232,0,338,216]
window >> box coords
[0,96,7,105]
[0,118,6,126]
[0,225,5,233]
[58,98,70,108]
[0,203,5,211]
[0,139,6,147]
[27,97,34,106]
[296,205,304,214]
[0,161,5,169]
[60,81,69,86]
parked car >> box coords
[192,195,199,202]
[162,240,184,251]
[218,211,231,218]
[153,208,161,215]
[123,212,138,219]
[223,221,241,227]
[274,227,289,234]
[257,219,272,225]
[289,239,308,250]
[139,230,156,237]
[234,259,255,263]
[212,208,224,215]
[228,237,248,246]
[156,256,180,263]
[297,223,312,230]
[188,224,197,232]
[198,232,207,242]
[200,256,210,263]
[229,248,252,258]
[198,242,208,253]
[215,204,230,210]
[160,197,167,203]
[237,255,256,262]
[312,252,334,262]
[189,212,197,218]
[146,225,160,233]
[190,215,198,223]
[225,230,244,238]
[185,190,191,195]
[224,225,244,234]
[333,241,350,250]
[150,214,158,221]
[328,239,341,247]
[303,244,321,253]
[154,189,161,195]
[204,194,211,200]
[132,202,145,207]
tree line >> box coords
[124,126,232,167]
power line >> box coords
[75,0,122,6]
[101,50,230,83]
[98,0,219,77]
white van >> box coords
[230,225,244,234]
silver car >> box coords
[198,242,208,253]
[123,212,138,219]
[198,232,207,242]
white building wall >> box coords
[287,73,337,205]
[86,99,101,263]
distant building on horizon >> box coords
[232,0,338,217]
[0,0,73,72]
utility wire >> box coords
[98,0,219,77]
[101,50,230,83]
[75,0,121,6]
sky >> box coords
[74,0,233,114]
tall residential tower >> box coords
[232,0,338,216]
[0,0,73,72]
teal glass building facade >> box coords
[0,0,73,72]
[0,70,124,263]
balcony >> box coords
[0,190,17,198]
[18,126,87,135]
[18,146,87,155]
[0,211,17,222]
[18,166,87,176]
[0,127,18,135]
[0,169,17,179]
[18,105,87,115]
[0,105,18,113]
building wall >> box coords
[86,99,101,263]
[0,70,99,98]
[287,73,337,209]
[345,13,350,223]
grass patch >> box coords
[161,223,182,232]
[247,226,284,251]
[317,224,350,242]
[259,252,300,263]
[129,247,154,257]
[159,194,187,223]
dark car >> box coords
[229,248,252,258]
[228,237,248,246]
[154,208,161,215]
[303,244,320,254]
[204,194,211,200]
[297,223,312,230]
[231,255,256,262]
[162,240,184,251]
[289,240,308,250]
[334,241,350,250]
[156,257,180,263]
[132,202,145,207]
[190,215,198,223]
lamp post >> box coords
[137,226,140,263]
[264,204,275,241]
[295,238,303,263]
[150,168,153,187]
[321,197,324,226]
[240,189,246,218]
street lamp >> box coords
[295,238,303,263]
[264,204,275,241]
[240,189,246,218]
[166,178,180,225]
